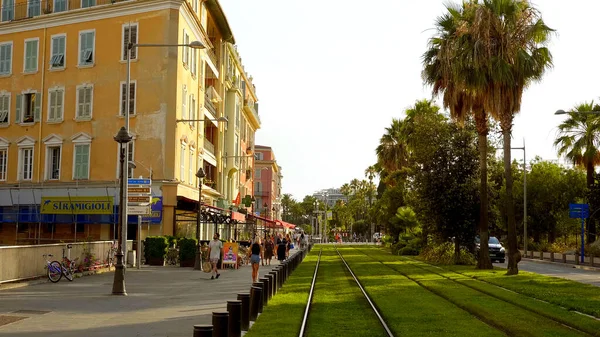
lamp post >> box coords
[122,36,206,263]
[113,126,132,296]
[194,168,206,270]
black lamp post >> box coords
[112,126,132,295]
[194,167,206,270]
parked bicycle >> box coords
[42,244,79,283]
[61,244,78,282]
[43,254,63,283]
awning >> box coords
[250,214,276,224]
[231,211,245,222]
[276,220,296,229]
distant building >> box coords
[253,145,282,220]
[312,188,347,208]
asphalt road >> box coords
[497,259,600,286]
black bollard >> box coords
[249,286,262,321]
[252,282,265,313]
[265,274,274,300]
[259,277,269,306]
[269,271,278,296]
[277,266,284,288]
[212,312,229,337]
[237,293,250,331]
[227,300,242,337]
[193,325,213,337]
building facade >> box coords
[312,188,348,208]
[0,0,260,245]
[253,145,282,220]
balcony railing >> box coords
[254,191,270,197]
[1,0,133,22]
[204,93,217,116]
[203,138,215,155]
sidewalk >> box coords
[0,249,300,337]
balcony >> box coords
[204,94,217,117]
[254,191,270,197]
[1,0,133,22]
[243,100,261,124]
[203,138,215,155]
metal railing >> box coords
[203,138,215,155]
[204,94,217,116]
[1,0,133,22]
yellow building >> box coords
[0,0,261,245]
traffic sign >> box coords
[128,178,151,185]
[569,203,589,218]
[127,187,151,194]
[128,195,151,204]
[127,205,151,215]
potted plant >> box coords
[178,237,198,267]
[145,236,168,266]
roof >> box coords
[205,0,235,44]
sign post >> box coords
[569,203,589,263]
[128,178,152,267]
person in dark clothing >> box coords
[249,237,262,283]
[276,233,287,261]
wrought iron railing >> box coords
[1,0,133,22]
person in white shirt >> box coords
[208,233,223,280]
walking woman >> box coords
[276,233,287,261]
[249,237,262,283]
[285,233,292,259]
[264,235,274,265]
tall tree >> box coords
[468,0,554,275]
[422,1,493,269]
[376,119,408,173]
[554,102,600,243]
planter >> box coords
[148,257,165,266]
[180,259,195,267]
[178,237,198,267]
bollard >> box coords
[576,252,580,265]
[550,252,554,262]
[591,255,595,267]
[212,312,229,337]
[265,274,274,300]
[269,271,278,296]
[540,251,544,261]
[276,266,283,289]
[562,253,566,264]
[259,277,269,306]
[193,325,213,337]
[253,282,265,313]
[249,286,262,320]
[237,293,250,331]
[227,300,242,337]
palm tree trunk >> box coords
[477,133,493,269]
[504,129,520,275]
[586,163,596,244]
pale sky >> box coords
[219,0,600,200]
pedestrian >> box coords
[264,236,274,265]
[285,233,292,258]
[249,237,262,283]
[276,233,287,261]
[208,233,222,280]
[300,231,305,249]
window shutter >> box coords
[34,92,41,122]
[129,82,135,115]
[57,90,63,120]
[15,94,21,123]
[84,88,91,116]
[121,83,126,115]
[123,27,128,60]
[130,26,137,59]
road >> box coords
[498,259,600,286]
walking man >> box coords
[208,233,222,280]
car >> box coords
[475,236,506,263]
[373,232,382,241]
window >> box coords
[255,169,261,179]
[46,146,61,180]
[0,42,12,75]
[234,135,239,166]
[192,0,198,12]
[191,48,196,76]
[0,94,9,126]
[180,144,186,182]
[76,85,93,119]
[54,0,67,12]
[73,144,90,179]
[189,149,194,185]
[182,86,187,120]
[190,95,195,128]
[182,30,189,65]
[79,31,95,66]
[48,88,64,122]
[122,24,138,60]
[50,35,65,69]
[19,147,33,180]
[254,152,263,160]
[1,0,14,22]
[235,100,240,129]
[15,92,40,124]
[81,0,95,8]
[27,0,40,17]
[0,148,6,181]
[120,81,136,116]
[255,181,262,192]
[24,39,38,73]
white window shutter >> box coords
[15,94,22,123]
[34,92,41,122]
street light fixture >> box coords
[176,116,229,124]
[194,168,206,270]
[112,127,132,296]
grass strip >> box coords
[354,246,588,337]
[245,249,318,337]
[447,264,600,319]
[338,246,506,337]
[304,246,388,337]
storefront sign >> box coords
[142,197,163,223]
[41,196,113,215]
[222,242,239,265]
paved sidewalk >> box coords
[0,250,299,337]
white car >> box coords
[373,232,381,240]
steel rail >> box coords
[298,248,322,337]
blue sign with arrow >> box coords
[569,203,589,263]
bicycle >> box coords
[60,244,79,282]
[107,240,118,270]
[43,254,63,283]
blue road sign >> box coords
[128,178,151,185]
[568,203,588,263]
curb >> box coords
[521,257,600,273]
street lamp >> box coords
[121,36,206,266]
[113,127,132,296]
[194,168,206,270]
[555,109,600,115]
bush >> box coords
[420,242,476,265]
[400,246,419,256]
[145,236,169,259]
[178,237,198,262]
[391,242,407,255]
[165,235,178,248]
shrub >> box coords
[145,236,169,259]
[165,235,178,248]
[391,242,407,255]
[420,242,476,265]
[400,246,419,256]
[178,237,198,262]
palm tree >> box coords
[469,0,554,275]
[422,1,494,269]
[555,102,600,243]
[364,165,377,207]
[375,119,407,173]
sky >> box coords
[219,0,600,201]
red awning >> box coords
[250,214,277,224]
[231,211,246,222]
[276,220,296,229]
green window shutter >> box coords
[34,92,41,122]
[15,94,21,123]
